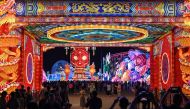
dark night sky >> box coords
[43,47,137,73]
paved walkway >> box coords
[69,92,135,109]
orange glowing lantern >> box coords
[90,63,96,76]
[64,64,70,80]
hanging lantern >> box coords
[90,63,96,76]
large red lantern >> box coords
[70,47,89,80]
[71,47,89,68]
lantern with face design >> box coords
[70,47,89,68]
[70,47,89,80]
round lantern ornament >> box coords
[71,48,89,68]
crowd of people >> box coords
[0,81,190,109]
[61,81,148,96]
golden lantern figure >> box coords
[90,63,96,77]
[64,64,70,80]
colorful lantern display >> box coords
[178,47,190,94]
[71,47,89,68]
[70,47,89,80]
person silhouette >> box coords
[0,91,7,109]
[86,91,102,109]
[7,92,19,109]
[110,96,130,109]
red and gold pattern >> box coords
[0,0,21,92]
[71,47,89,80]
[178,47,190,94]
[71,47,89,68]
[0,46,20,91]
[0,0,15,16]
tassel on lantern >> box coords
[65,47,69,55]
[92,47,96,56]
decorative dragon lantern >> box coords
[177,0,190,94]
[177,29,190,94]
[0,0,21,93]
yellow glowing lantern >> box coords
[90,63,96,76]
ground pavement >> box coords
[69,92,135,109]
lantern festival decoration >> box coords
[64,64,70,80]
[0,0,22,93]
[179,47,190,94]
[70,47,89,80]
[90,63,96,76]
[175,28,190,94]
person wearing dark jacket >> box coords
[86,91,102,109]
[7,92,19,109]
[0,91,7,109]
[110,96,130,109]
